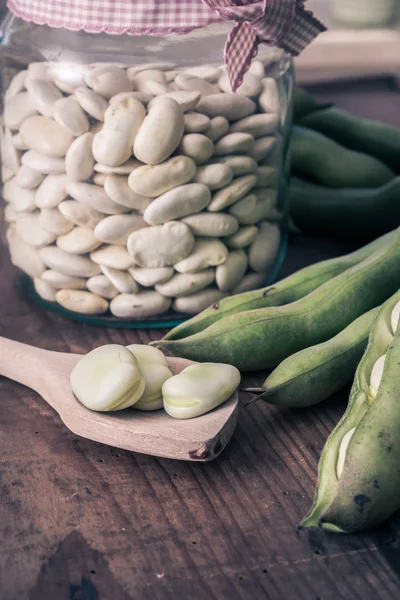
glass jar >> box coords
[0,13,293,328]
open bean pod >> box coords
[299,289,400,533]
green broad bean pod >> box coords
[292,88,330,121]
[300,289,400,533]
[154,229,400,371]
[246,307,378,408]
[289,177,400,241]
[297,107,400,174]
[291,126,394,189]
[164,231,394,341]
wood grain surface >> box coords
[1,79,400,600]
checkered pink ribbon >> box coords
[7,0,325,91]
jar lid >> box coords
[7,0,325,90]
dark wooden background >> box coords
[1,78,400,600]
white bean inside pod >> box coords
[162,362,241,419]
[110,291,172,318]
[128,156,196,198]
[155,270,215,298]
[133,97,185,165]
[174,238,228,274]
[126,345,172,411]
[391,300,400,335]
[92,98,146,167]
[127,221,195,268]
[143,183,211,226]
[336,427,356,480]
[70,345,145,412]
[368,354,387,404]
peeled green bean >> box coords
[246,308,378,408]
[291,126,394,189]
[164,231,394,341]
[154,228,400,371]
[300,289,400,533]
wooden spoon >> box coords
[0,337,239,461]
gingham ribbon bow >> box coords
[203,0,325,91]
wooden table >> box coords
[1,78,400,600]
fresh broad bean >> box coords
[299,289,400,533]
[247,307,378,408]
[291,126,394,188]
[70,345,145,411]
[127,345,172,411]
[155,229,400,369]
[162,363,240,419]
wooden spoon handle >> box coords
[0,337,54,395]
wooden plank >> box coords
[1,81,400,600]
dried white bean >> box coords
[216,250,248,292]
[21,151,65,174]
[185,66,221,82]
[16,212,57,247]
[249,61,266,78]
[259,78,280,114]
[74,87,108,121]
[39,208,75,235]
[57,227,101,254]
[2,166,14,184]
[90,245,136,270]
[225,226,259,249]
[184,112,211,133]
[53,97,90,136]
[3,179,36,213]
[93,98,146,167]
[94,214,148,245]
[248,222,281,273]
[56,289,108,314]
[93,173,107,186]
[196,94,256,121]
[181,213,238,237]
[228,194,257,223]
[34,278,57,302]
[127,221,194,268]
[232,271,266,294]
[4,92,38,129]
[110,291,171,318]
[104,175,151,211]
[134,97,184,165]
[130,267,174,288]
[5,70,27,99]
[109,91,153,107]
[205,116,229,142]
[58,200,104,229]
[6,226,46,278]
[178,134,214,165]
[127,63,176,78]
[66,182,130,215]
[27,63,50,81]
[193,163,233,190]
[128,156,196,198]
[65,132,95,181]
[229,113,278,137]
[208,174,257,212]
[86,275,118,299]
[150,90,200,112]
[156,269,214,298]
[175,73,217,96]
[94,159,143,175]
[11,134,29,151]
[15,165,44,189]
[39,246,100,277]
[19,115,73,157]
[35,174,69,209]
[1,127,21,174]
[49,63,89,94]
[255,166,278,187]
[143,183,211,226]
[219,71,262,97]
[214,155,257,176]
[26,79,62,117]
[134,69,167,91]
[101,266,139,294]
[85,67,133,99]
[4,204,17,223]
[249,137,277,162]
[172,289,225,314]
[41,270,87,290]
[174,238,228,274]
[214,132,255,156]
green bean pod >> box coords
[289,177,400,240]
[297,107,400,174]
[164,232,394,341]
[292,88,331,121]
[291,126,394,189]
[154,229,400,371]
[299,289,400,533]
[246,307,378,408]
